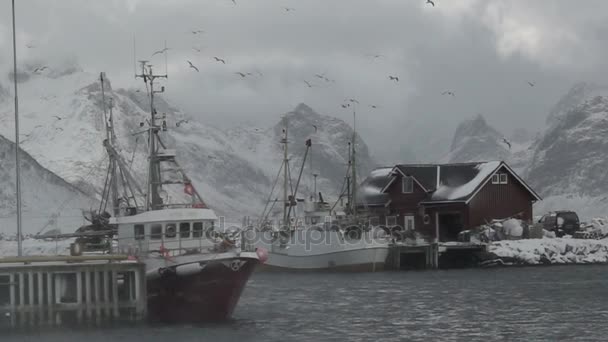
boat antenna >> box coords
[132,35,137,78]
[11,0,23,256]
[164,40,168,77]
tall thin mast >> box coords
[11,0,22,256]
[100,73,119,215]
[282,117,289,224]
[135,61,167,211]
[351,109,357,218]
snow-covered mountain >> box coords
[0,65,373,225]
[0,133,96,234]
[446,114,511,163]
[527,83,608,219]
[444,114,534,175]
[443,83,608,220]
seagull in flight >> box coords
[312,124,318,132]
[192,47,202,53]
[213,57,226,64]
[369,104,379,109]
[502,137,512,149]
[284,7,295,12]
[26,43,35,49]
[235,72,248,78]
[388,76,399,82]
[152,47,170,56]
[527,81,535,87]
[33,66,48,73]
[231,0,236,4]
[441,91,455,96]
[303,80,314,88]
[347,98,360,104]
[341,103,351,109]
[52,115,63,120]
[187,61,199,72]
[191,29,204,34]
[55,127,64,132]
[426,0,435,7]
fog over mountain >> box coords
[0,65,373,231]
[1,1,608,164]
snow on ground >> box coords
[490,238,608,265]
[0,238,75,257]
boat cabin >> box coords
[112,208,218,255]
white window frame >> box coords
[499,173,508,184]
[491,174,500,184]
[404,215,415,231]
[402,176,414,193]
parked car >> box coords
[536,211,580,237]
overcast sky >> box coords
[1,0,608,163]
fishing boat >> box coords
[93,68,261,321]
[250,116,390,271]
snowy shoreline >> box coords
[488,238,608,266]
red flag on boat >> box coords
[184,182,194,196]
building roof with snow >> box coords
[357,161,541,207]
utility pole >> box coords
[12,0,23,256]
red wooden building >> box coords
[358,161,541,242]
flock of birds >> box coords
[21,0,538,147]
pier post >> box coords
[18,272,24,310]
[85,269,92,318]
[46,272,53,325]
[103,269,110,317]
[112,270,119,318]
[9,273,15,326]
[37,272,43,322]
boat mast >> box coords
[351,109,357,218]
[135,61,167,211]
[282,117,289,224]
[100,73,119,216]
[11,0,22,256]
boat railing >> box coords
[113,230,251,259]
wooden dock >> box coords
[0,255,146,328]
[386,242,487,270]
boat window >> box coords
[150,224,162,240]
[134,224,145,240]
[165,223,177,238]
[180,222,191,238]
[193,222,203,238]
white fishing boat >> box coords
[250,116,390,271]
[90,69,261,321]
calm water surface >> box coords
[5,266,608,341]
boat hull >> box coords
[255,246,389,272]
[146,255,257,322]
[252,229,390,272]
